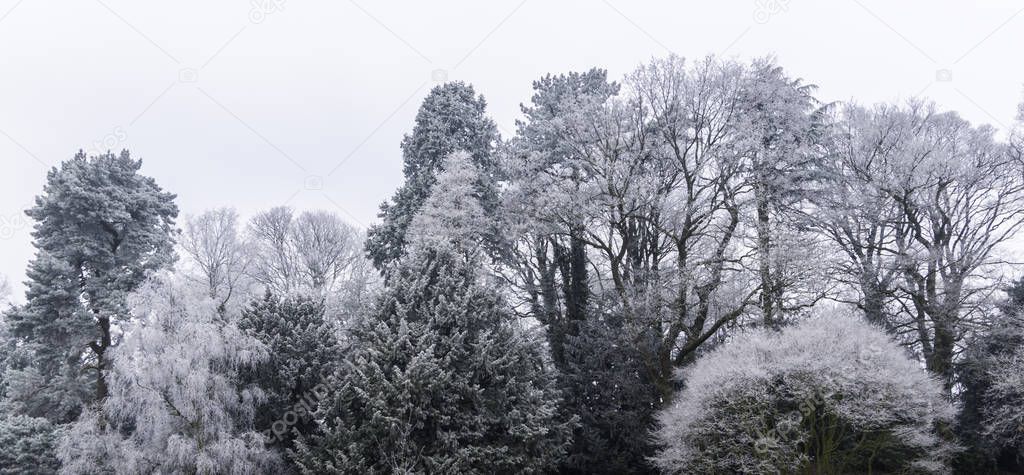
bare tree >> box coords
[814,104,913,329]
[247,207,361,296]
[179,208,251,312]
[818,102,1024,390]
[248,207,299,294]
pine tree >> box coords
[4,150,178,423]
[298,157,573,474]
[237,292,341,468]
[365,82,499,270]
[510,68,618,367]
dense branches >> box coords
[4,150,177,423]
[366,82,500,270]
[298,165,572,473]
[817,102,1024,390]
[3,57,1022,474]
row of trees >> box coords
[0,54,1022,473]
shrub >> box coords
[653,315,955,474]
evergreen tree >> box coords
[4,150,177,423]
[237,292,341,468]
[298,157,573,474]
[365,82,499,270]
[560,313,660,474]
[0,414,60,475]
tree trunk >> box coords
[927,312,957,392]
[756,188,778,329]
[95,315,111,402]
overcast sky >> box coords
[1,0,1022,300]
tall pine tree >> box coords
[365,82,499,270]
[4,150,177,423]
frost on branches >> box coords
[57,274,279,475]
[405,150,491,252]
[982,343,1024,455]
[653,315,955,474]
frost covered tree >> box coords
[57,273,278,474]
[0,275,10,306]
[247,207,363,300]
[0,282,59,474]
[236,292,341,468]
[653,315,955,474]
[179,207,252,313]
[365,81,500,270]
[502,69,665,472]
[503,68,618,369]
[405,151,491,251]
[4,150,177,423]
[957,276,1024,471]
[296,159,573,474]
[980,341,1024,468]
[814,104,910,329]
[817,102,1024,390]
[737,59,828,328]
[558,313,661,473]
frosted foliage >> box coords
[406,150,489,250]
[654,315,955,474]
[984,349,1024,446]
[58,273,279,475]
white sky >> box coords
[1,0,1022,301]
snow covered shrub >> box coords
[58,273,280,474]
[653,315,955,474]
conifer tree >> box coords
[365,82,499,270]
[237,292,341,467]
[4,150,177,422]
[298,153,573,474]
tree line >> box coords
[1,54,1024,474]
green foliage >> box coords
[560,315,660,474]
[5,150,178,423]
[0,414,61,475]
[956,277,1024,473]
[365,82,499,270]
[237,292,342,466]
[296,244,573,474]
